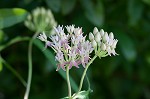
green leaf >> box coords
[142,0,150,5]
[0,8,28,29]
[116,32,137,62]
[33,39,78,92]
[0,30,4,42]
[81,0,104,27]
[45,0,61,12]
[61,0,76,15]
[0,57,3,72]
[72,90,92,99]
[128,0,144,26]
[61,90,92,99]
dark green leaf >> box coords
[45,0,61,12]
[0,30,4,42]
[0,8,28,29]
[81,0,104,27]
[128,0,144,26]
[33,39,78,92]
[142,0,150,5]
[116,32,137,62]
[61,0,76,15]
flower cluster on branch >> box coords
[38,25,118,71]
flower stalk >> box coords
[24,32,39,99]
[37,25,118,99]
[66,65,72,98]
[77,55,97,93]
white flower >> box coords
[65,25,75,33]
[38,32,47,42]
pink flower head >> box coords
[38,25,94,71]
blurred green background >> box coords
[0,0,150,99]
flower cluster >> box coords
[89,27,118,57]
[25,7,57,35]
[38,25,118,71]
[38,25,93,71]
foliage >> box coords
[0,0,150,99]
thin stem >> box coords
[24,32,39,99]
[0,37,30,51]
[66,66,72,98]
[78,55,97,92]
[0,55,27,87]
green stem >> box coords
[78,55,97,92]
[0,37,30,51]
[24,32,39,99]
[0,55,27,87]
[66,66,72,98]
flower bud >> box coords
[91,40,97,48]
[42,8,46,15]
[27,14,32,20]
[95,32,101,42]
[101,43,106,51]
[109,32,114,40]
[102,32,109,43]
[93,27,99,35]
[100,29,104,36]
[89,32,94,41]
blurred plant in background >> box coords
[0,0,150,99]
[24,7,57,35]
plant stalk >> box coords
[66,65,72,98]
[24,32,39,99]
[0,55,27,87]
[78,55,97,92]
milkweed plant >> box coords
[0,6,118,99]
[38,25,118,99]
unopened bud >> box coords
[109,32,114,40]
[89,32,94,41]
[102,32,109,42]
[100,29,104,36]
[95,32,101,42]
[101,43,106,51]
[93,27,99,35]
[41,7,46,15]
[27,14,32,20]
[92,40,97,48]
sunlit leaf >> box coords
[0,8,28,29]
[0,57,3,72]
[142,0,150,5]
[81,0,104,27]
[61,0,76,15]
[72,90,92,99]
[128,0,144,26]
[45,0,61,12]
[61,89,91,99]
